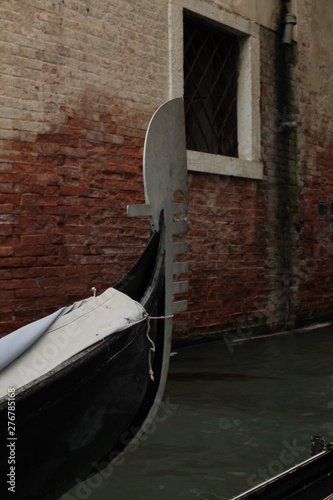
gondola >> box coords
[233,443,333,499]
[0,98,188,500]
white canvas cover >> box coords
[0,288,146,398]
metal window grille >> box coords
[184,15,239,158]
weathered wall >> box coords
[0,0,169,334]
[176,3,297,341]
[0,0,332,340]
[260,14,301,332]
[297,0,333,322]
[180,172,267,339]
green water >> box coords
[62,324,333,499]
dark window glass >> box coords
[184,14,239,157]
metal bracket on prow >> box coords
[127,98,189,317]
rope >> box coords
[87,285,173,381]
[145,316,155,381]
[144,314,173,381]
[148,315,174,320]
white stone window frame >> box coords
[168,0,263,180]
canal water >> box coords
[62,324,333,500]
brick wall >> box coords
[174,15,298,341]
[1,0,333,340]
[260,22,302,332]
[173,172,267,340]
[0,0,168,335]
[174,0,333,341]
[0,103,151,333]
[296,0,333,323]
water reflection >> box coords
[62,324,333,499]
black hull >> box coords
[0,229,166,499]
[233,449,333,500]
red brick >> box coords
[37,174,60,185]
[15,288,44,299]
[15,246,45,257]
[0,290,15,301]
[0,224,13,235]
[0,246,14,257]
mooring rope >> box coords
[144,314,173,381]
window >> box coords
[168,1,263,180]
[184,13,239,158]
